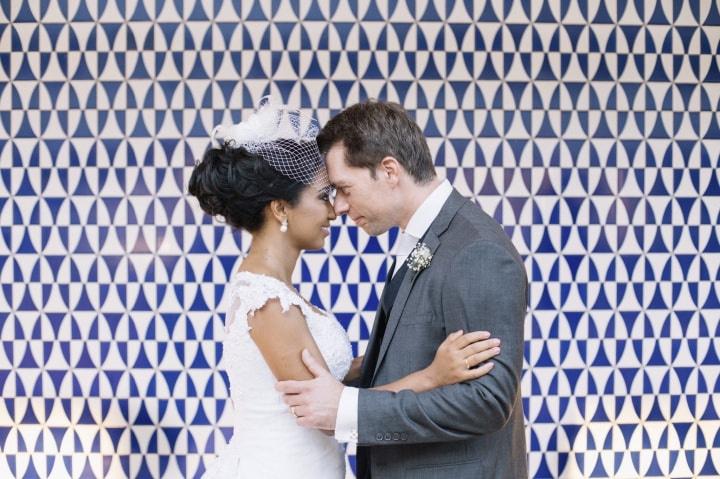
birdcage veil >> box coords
[209,97,331,193]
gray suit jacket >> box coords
[358,189,528,478]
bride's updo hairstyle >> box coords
[188,142,305,232]
[188,97,331,232]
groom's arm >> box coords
[357,240,527,445]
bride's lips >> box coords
[321,226,330,236]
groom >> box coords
[277,100,528,478]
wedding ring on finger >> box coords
[464,358,470,370]
[291,406,297,417]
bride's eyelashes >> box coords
[319,189,336,203]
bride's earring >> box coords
[280,218,288,233]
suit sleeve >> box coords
[357,240,528,445]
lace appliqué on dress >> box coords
[224,272,311,332]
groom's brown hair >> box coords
[317,100,436,183]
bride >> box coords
[188,99,501,478]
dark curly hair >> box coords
[188,142,305,232]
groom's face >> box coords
[325,143,395,236]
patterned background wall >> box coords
[1,0,719,477]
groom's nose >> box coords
[333,194,349,216]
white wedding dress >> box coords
[202,271,353,478]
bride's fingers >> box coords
[435,330,462,354]
[465,346,501,368]
[442,330,464,346]
[464,361,494,380]
[461,338,501,356]
[452,330,491,349]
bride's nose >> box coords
[327,203,337,220]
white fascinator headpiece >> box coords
[209,96,330,193]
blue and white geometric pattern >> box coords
[0,0,719,477]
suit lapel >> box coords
[372,231,440,380]
[370,189,468,382]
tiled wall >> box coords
[1,1,719,477]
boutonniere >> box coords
[407,242,433,272]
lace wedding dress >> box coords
[202,271,353,478]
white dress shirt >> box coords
[335,179,454,444]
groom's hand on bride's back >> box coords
[276,349,344,430]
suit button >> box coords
[392,433,400,441]
[401,433,408,441]
[384,432,392,440]
[376,433,383,441]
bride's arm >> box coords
[249,300,337,436]
[248,299,330,381]
[373,330,501,393]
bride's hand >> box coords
[423,330,501,387]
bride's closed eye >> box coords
[319,189,336,203]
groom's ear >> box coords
[379,156,401,185]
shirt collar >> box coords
[403,179,453,241]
